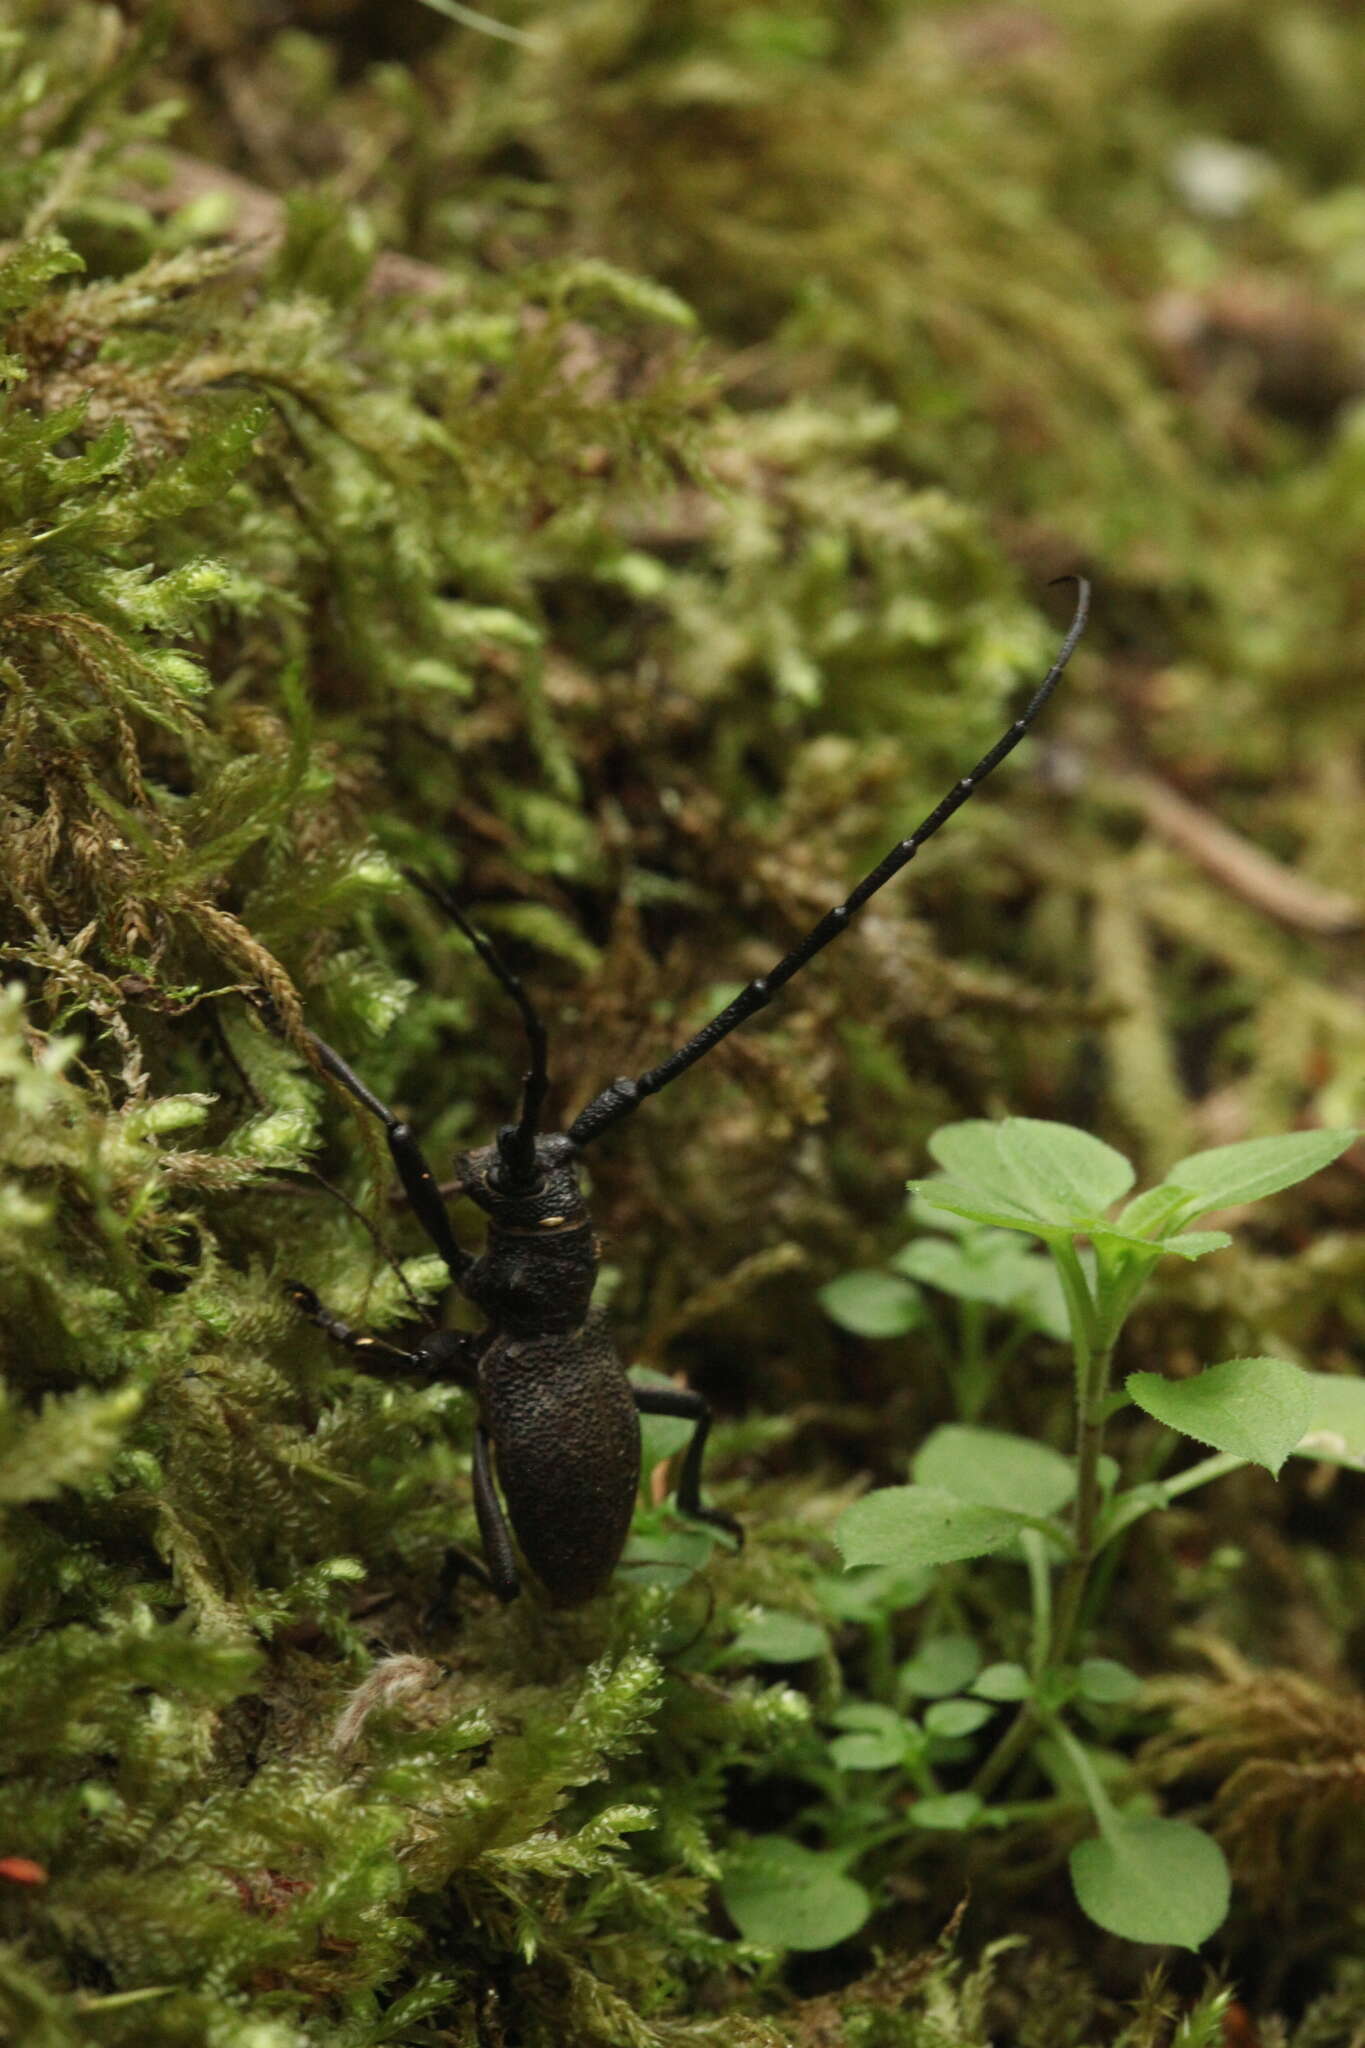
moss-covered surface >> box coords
[1,1,1363,2041]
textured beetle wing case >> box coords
[479,1312,642,1605]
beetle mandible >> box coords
[287,579,1090,1606]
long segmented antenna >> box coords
[568,576,1090,1149]
[406,871,550,1187]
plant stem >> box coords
[1022,1529,1051,1679]
[972,1237,1119,1802]
[1050,1718,1120,1841]
[971,1696,1040,1801]
[1161,1448,1247,1499]
[1043,1239,1116,1669]
[1049,1334,1115,1669]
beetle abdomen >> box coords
[478,1311,641,1605]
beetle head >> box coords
[456,1129,586,1227]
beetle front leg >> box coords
[634,1385,743,1547]
[304,1032,471,1288]
[284,1281,478,1387]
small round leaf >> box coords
[730,1611,828,1664]
[909,1791,983,1831]
[829,1704,909,1770]
[818,1270,922,1338]
[1069,1817,1230,1949]
[721,1839,872,1951]
[924,1697,995,1738]
[1077,1658,1142,1705]
[900,1633,983,1697]
[973,1661,1032,1702]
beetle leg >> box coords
[305,1032,472,1286]
[427,1430,520,1614]
[472,1426,521,1602]
[633,1385,743,1547]
[284,1281,479,1387]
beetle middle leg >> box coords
[289,1281,510,1601]
[634,1385,742,1546]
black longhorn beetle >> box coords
[286,578,1090,1607]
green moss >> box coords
[1,2,1363,2040]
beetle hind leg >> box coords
[634,1385,743,1548]
[470,1425,521,1603]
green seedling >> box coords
[794,1118,1358,1952]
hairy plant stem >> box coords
[1049,1338,1117,1669]
[972,1241,1118,1802]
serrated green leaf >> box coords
[908,1174,1054,1237]
[815,1562,935,1621]
[995,1119,1134,1222]
[1148,1230,1233,1261]
[892,1234,997,1298]
[926,1119,1023,1187]
[1126,1358,1312,1474]
[1293,1373,1365,1471]
[1162,1129,1357,1219]
[913,1424,1075,1517]
[839,1486,1036,1571]
[1090,1223,1232,1264]
[1070,1817,1230,1948]
[916,1119,1135,1237]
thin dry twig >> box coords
[1131,772,1363,937]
